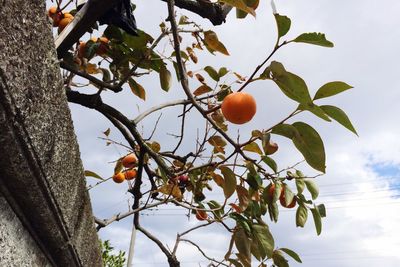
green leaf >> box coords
[246,172,262,190]
[296,204,308,227]
[123,30,154,49]
[234,227,252,264]
[298,103,331,122]
[270,61,312,104]
[317,203,326,217]
[207,200,224,219]
[268,202,279,222]
[304,179,319,200]
[295,179,305,194]
[282,185,295,206]
[220,0,256,17]
[128,78,146,100]
[251,224,275,259]
[314,81,353,100]
[293,32,334,47]
[159,65,172,92]
[280,248,302,263]
[104,25,123,41]
[271,124,298,139]
[292,122,326,173]
[243,142,263,155]
[220,166,237,199]
[84,170,104,180]
[310,207,322,235]
[273,250,289,267]
[262,156,277,173]
[274,14,291,38]
[204,66,220,81]
[219,67,229,77]
[321,105,358,135]
[230,213,251,234]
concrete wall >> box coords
[0,193,50,267]
[0,0,102,266]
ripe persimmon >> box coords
[195,210,207,221]
[63,13,73,19]
[78,41,86,58]
[122,153,137,168]
[221,92,256,124]
[124,169,137,180]
[48,6,57,17]
[58,17,73,32]
[112,172,125,183]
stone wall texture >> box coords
[0,0,102,266]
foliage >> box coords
[51,0,357,266]
[100,240,126,267]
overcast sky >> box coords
[67,0,400,266]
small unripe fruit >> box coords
[195,210,207,221]
[265,141,278,155]
[112,172,125,183]
[178,175,189,184]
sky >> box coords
[65,0,400,266]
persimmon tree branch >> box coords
[66,90,173,176]
[94,199,171,229]
[180,239,229,266]
[162,0,231,25]
[166,0,266,173]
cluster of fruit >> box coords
[47,6,74,33]
[112,154,138,183]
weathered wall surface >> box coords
[0,193,50,267]
[0,0,102,266]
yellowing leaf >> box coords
[208,135,227,147]
[84,170,104,180]
[114,160,123,174]
[212,173,225,188]
[220,0,256,17]
[193,85,212,96]
[85,63,102,74]
[128,78,146,100]
[157,184,182,199]
[159,65,172,92]
[243,142,263,155]
[103,128,111,137]
[236,185,250,210]
[204,31,230,56]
